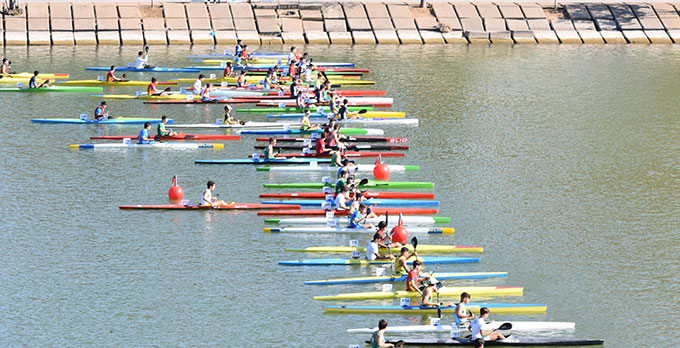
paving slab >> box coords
[621,30,649,43]
[118,5,141,19]
[490,30,513,43]
[586,4,613,19]
[438,17,462,31]
[577,29,604,43]
[660,16,680,30]
[348,17,372,31]
[303,20,324,32]
[254,8,277,18]
[305,31,330,44]
[97,31,120,45]
[278,9,300,18]
[191,30,215,44]
[26,3,49,17]
[594,18,617,31]
[329,31,353,44]
[144,31,168,45]
[431,3,455,18]
[572,19,596,31]
[52,32,75,45]
[72,5,94,20]
[211,17,233,30]
[236,31,261,44]
[630,4,656,18]
[484,18,506,31]
[615,17,642,30]
[415,16,438,30]
[533,30,559,43]
[167,30,192,45]
[600,30,627,43]
[28,31,51,45]
[208,4,232,19]
[322,3,345,19]
[119,18,143,31]
[397,30,423,44]
[466,31,490,44]
[639,17,664,30]
[97,18,119,31]
[143,18,166,31]
[256,17,281,33]
[442,31,468,43]
[498,4,524,19]
[163,3,186,18]
[74,18,96,31]
[364,4,390,18]
[419,30,445,43]
[564,4,591,20]
[352,31,376,44]
[506,19,529,31]
[231,3,254,19]
[281,17,303,32]
[477,4,502,18]
[609,4,635,19]
[519,4,545,19]
[551,18,574,30]
[512,30,536,43]
[527,18,550,30]
[281,32,306,44]
[95,5,118,19]
[343,3,367,18]
[186,3,209,18]
[28,18,50,31]
[5,32,28,45]
[120,30,144,45]
[324,19,347,32]
[74,31,97,45]
[5,17,27,31]
[260,35,283,45]
[392,17,417,30]
[460,17,484,32]
[166,18,189,30]
[214,30,237,44]
[651,3,678,17]
[373,30,400,43]
[387,4,411,18]
[555,30,582,43]
[666,29,680,43]
[50,3,72,19]
[453,3,479,18]
[645,29,672,43]
[51,18,73,31]
[369,17,394,30]
[300,9,323,20]
[233,18,257,32]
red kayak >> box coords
[266,90,385,97]
[257,208,438,216]
[253,144,408,150]
[255,102,392,107]
[256,137,407,143]
[144,98,259,104]
[259,192,435,199]
[120,203,300,210]
[248,67,370,73]
[248,152,405,158]
[91,133,240,141]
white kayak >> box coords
[171,121,287,129]
[264,226,454,235]
[265,216,449,226]
[69,142,224,150]
[348,321,576,334]
[277,118,419,126]
[258,97,393,104]
[260,164,418,172]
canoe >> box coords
[264,216,447,224]
[263,181,434,189]
[306,272,506,285]
[279,256,480,266]
[254,152,404,158]
[85,67,201,73]
[69,142,224,150]
[90,133,240,141]
[238,128,384,136]
[257,208,439,216]
[2,72,69,79]
[266,111,405,119]
[195,158,332,165]
[286,245,481,254]
[323,303,548,315]
[256,164,417,172]
[259,199,440,206]
[0,86,102,93]
[55,80,177,86]
[254,144,409,151]
[260,192,433,199]
[119,203,301,210]
[32,117,169,124]
[256,136,408,143]
[237,106,370,113]
[265,226,453,235]
[347,321,575,334]
[378,337,603,346]
[314,286,523,301]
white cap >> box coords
[225,105,233,111]
[428,277,438,285]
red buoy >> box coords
[168,176,184,202]
[373,156,391,180]
[390,214,408,244]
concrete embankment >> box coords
[2,1,680,45]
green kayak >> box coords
[0,86,103,93]
[236,106,372,113]
[263,180,434,189]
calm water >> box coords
[0,44,678,347]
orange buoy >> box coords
[373,156,391,180]
[390,213,408,244]
[168,176,184,201]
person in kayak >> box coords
[334,185,351,211]
[300,109,320,131]
[330,145,347,166]
[315,132,333,156]
[236,70,247,88]
[337,158,356,176]
[454,292,476,327]
[223,61,234,78]
[138,122,154,144]
[370,319,394,348]
[336,98,350,120]
[0,58,10,75]
[147,77,169,96]
[223,105,243,125]
[287,46,300,64]
[350,204,375,229]
[366,233,395,260]
[335,170,349,194]
[264,138,285,159]
[233,40,243,58]
[406,260,428,295]
[200,180,231,207]
[106,66,125,82]
[192,74,205,94]
[349,193,378,219]
[135,46,152,69]
[421,277,454,307]
[394,247,418,275]
[157,115,177,137]
[470,307,506,347]
[94,101,109,120]
[29,71,49,88]
[200,83,214,101]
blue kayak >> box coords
[267,113,336,118]
[305,272,508,285]
[85,67,201,73]
[31,117,171,124]
[279,256,480,266]
[195,158,332,164]
[261,199,440,207]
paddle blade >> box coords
[385,211,389,225]
[359,178,369,186]
[411,236,418,250]
[358,109,368,114]
[498,322,513,331]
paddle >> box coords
[384,211,394,270]
[411,236,418,253]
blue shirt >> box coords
[94,106,105,119]
[349,210,363,228]
[138,128,153,144]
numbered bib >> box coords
[400,298,411,307]
[375,267,386,277]
[349,240,359,247]
[382,284,393,292]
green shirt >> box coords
[157,123,169,136]
[335,179,346,193]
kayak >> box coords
[32,117,169,124]
[264,226,453,234]
[279,256,480,266]
[253,144,409,151]
[256,136,408,143]
[238,128,384,135]
[264,215,447,224]
[259,199,440,206]
[198,60,356,68]
[378,337,603,346]
[257,208,439,216]
[90,133,240,141]
[314,286,523,301]
[237,106,370,113]
[90,94,199,100]
[266,111,405,118]
[271,117,418,126]
[119,203,301,210]
[169,121,298,129]
[85,67,201,73]
[306,272,506,285]
[253,152,405,158]
[0,86,102,93]
[256,96,393,104]
[266,89,382,96]
[258,101,392,108]
[263,181,434,189]
[348,321,575,334]
[69,142,224,150]
[195,158,332,165]
[55,80,177,87]
[2,72,69,79]
[323,303,548,315]
[256,164,417,172]
[285,245,481,254]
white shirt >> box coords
[303,68,312,82]
[288,52,296,64]
[135,56,147,69]
[470,317,490,340]
[193,79,202,94]
[334,193,347,210]
[366,241,379,260]
[200,189,212,205]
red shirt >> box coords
[106,70,115,82]
[223,66,232,77]
[147,82,157,95]
[406,269,421,291]
[315,138,327,154]
[237,74,245,87]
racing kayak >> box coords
[272,117,418,126]
[195,158,332,165]
[254,144,409,150]
[264,226,453,234]
[237,106,370,113]
[266,89,382,96]
[264,215,446,224]
[119,203,300,210]
[55,80,177,87]
[256,136,408,143]
[323,303,547,315]
[260,199,440,206]
[90,133,240,141]
[306,272,506,285]
[286,245,480,254]
[259,101,392,108]
[314,286,523,301]
[348,321,575,334]
[32,117,169,124]
[257,96,392,104]
[85,67,201,73]
[256,164,417,172]
[257,208,439,216]
[238,128,384,135]
[90,94,199,100]
[263,181,434,189]
[279,256,480,266]
[253,151,404,158]
[69,142,224,150]
[167,121,295,129]
[0,86,102,93]
[266,111,405,118]
[378,337,603,346]
[1,72,69,79]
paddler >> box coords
[470,307,506,348]
[264,138,285,159]
[287,46,300,64]
[157,115,177,137]
[288,58,298,78]
[366,233,395,260]
[223,105,243,125]
[223,61,234,78]
[200,180,231,207]
[334,185,351,211]
[192,74,205,94]
[370,319,394,348]
[236,70,247,88]
[200,82,214,101]
[295,78,307,108]
[336,98,350,120]
[335,170,349,193]
[406,260,428,295]
[135,46,152,69]
[233,40,243,58]
[29,71,49,88]
[147,77,169,96]
[300,109,320,131]
[106,66,125,82]
[349,204,375,229]
[138,122,154,144]
[302,63,313,83]
[330,145,346,167]
[349,192,378,219]
[376,221,403,248]
[94,101,109,120]
[454,292,476,328]
[421,277,454,307]
[337,158,356,176]
[394,247,418,275]
[1,58,10,75]
[315,132,333,156]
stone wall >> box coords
[2,2,680,45]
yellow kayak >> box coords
[314,286,524,301]
[323,303,548,315]
[1,72,69,79]
[285,245,483,254]
[89,94,199,100]
[56,80,178,87]
[170,76,367,84]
